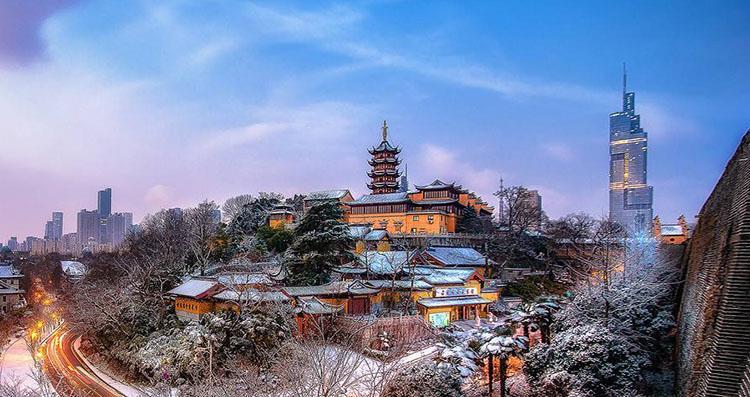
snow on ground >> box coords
[0,336,38,391]
[73,337,151,397]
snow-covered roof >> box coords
[60,261,86,277]
[356,251,413,275]
[282,280,379,297]
[297,296,342,315]
[364,230,388,241]
[417,295,491,308]
[216,273,274,287]
[348,225,371,239]
[167,278,220,298]
[305,190,351,201]
[349,192,409,205]
[212,289,289,303]
[364,279,433,290]
[660,225,684,236]
[0,265,22,278]
[414,267,478,285]
[423,247,494,267]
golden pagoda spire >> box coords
[382,120,388,141]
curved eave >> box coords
[367,170,400,177]
[368,158,401,166]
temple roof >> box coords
[368,140,401,154]
[350,192,409,205]
[304,189,351,201]
[415,179,466,192]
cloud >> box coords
[541,143,574,161]
[0,0,79,65]
[418,144,500,202]
[144,184,175,209]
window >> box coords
[413,215,419,221]
[410,228,417,233]
[428,215,434,224]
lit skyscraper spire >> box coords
[608,65,654,232]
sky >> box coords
[0,0,748,241]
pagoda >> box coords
[367,120,401,194]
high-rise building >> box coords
[97,188,112,219]
[523,189,543,230]
[608,66,653,232]
[52,212,63,240]
[77,209,100,245]
[107,212,133,247]
[44,221,54,240]
[6,237,17,251]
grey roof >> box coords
[414,179,463,191]
[297,296,342,315]
[364,279,433,290]
[305,190,351,201]
[349,192,409,205]
[0,265,22,278]
[364,229,388,241]
[167,278,220,298]
[0,280,23,295]
[424,247,494,267]
[282,280,379,297]
[216,273,274,286]
[411,199,458,205]
[660,225,684,236]
[212,289,289,303]
[414,266,478,285]
[356,251,413,275]
[369,140,400,153]
[417,295,491,308]
[348,225,371,239]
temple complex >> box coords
[346,121,494,234]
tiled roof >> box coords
[0,280,23,295]
[212,289,289,303]
[305,190,350,201]
[423,247,494,267]
[349,192,409,205]
[167,278,220,298]
[415,179,463,191]
[0,265,22,278]
[369,140,400,153]
[282,280,379,297]
[411,199,458,205]
[414,266,478,285]
[348,225,371,239]
[363,229,388,241]
[417,295,491,308]
[356,251,413,275]
[297,296,342,315]
[364,279,433,290]
[216,273,274,286]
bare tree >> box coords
[222,194,255,223]
[185,200,221,276]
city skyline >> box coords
[1,1,748,240]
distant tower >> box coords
[399,164,409,192]
[367,120,401,194]
[497,178,506,225]
[608,64,653,232]
[51,212,63,241]
[97,188,112,218]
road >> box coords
[42,326,124,397]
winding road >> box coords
[42,326,124,397]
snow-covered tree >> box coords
[285,201,353,286]
[185,200,221,275]
[524,324,647,397]
[222,194,255,223]
[382,363,464,397]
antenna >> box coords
[622,62,627,95]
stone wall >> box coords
[676,131,750,396]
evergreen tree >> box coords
[285,201,353,286]
[456,205,486,234]
[226,195,282,252]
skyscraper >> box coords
[52,212,63,240]
[97,188,112,219]
[44,221,54,240]
[609,66,653,232]
[77,209,100,245]
[107,212,133,247]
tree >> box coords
[456,205,490,234]
[255,225,294,255]
[226,194,283,248]
[494,185,542,234]
[524,324,647,397]
[185,200,221,275]
[479,326,528,397]
[382,364,463,397]
[222,194,255,223]
[285,201,353,286]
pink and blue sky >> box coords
[1,0,748,241]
